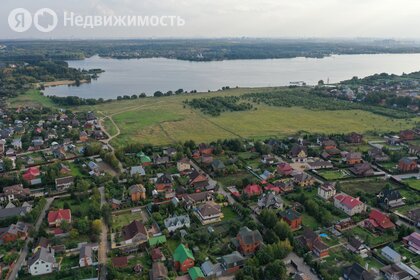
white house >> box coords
[318,183,336,200]
[381,246,402,264]
[164,215,191,232]
[177,158,191,172]
[28,247,58,276]
[79,245,93,267]
[334,193,366,216]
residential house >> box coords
[343,263,376,280]
[220,251,245,274]
[299,228,329,258]
[173,244,195,272]
[406,208,420,227]
[0,221,29,243]
[164,215,190,233]
[381,246,401,263]
[334,193,366,216]
[0,203,32,219]
[289,145,308,162]
[378,189,405,209]
[181,191,214,209]
[155,174,173,192]
[346,132,363,144]
[364,209,395,232]
[243,184,262,197]
[110,198,122,210]
[349,163,374,177]
[188,171,209,190]
[79,245,93,267]
[177,158,191,172]
[128,184,146,202]
[279,209,302,231]
[154,156,170,166]
[150,262,168,280]
[137,152,152,166]
[307,160,334,170]
[2,184,30,201]
[346,236,369,257]
[112,256,128,268]
[318,183,336,200]
[408,145,420,157]
[23,166,40,182]
[346,152,363,165]
[122,220,149,246]
[277,162,294,176]
[130,166,146,177]
[399,130,415,141]
[381,264,413,280]
[369,148,390,162]
[200,261,223,278]
[55,176,74,191]
[198,143,213,156]
[233,227,263,255]
[323,139,337,150]
[188,267,205,280]
[28,247,58,276]
[211,159,226,172]
[398,158,417,172]
[48,209,71,227]
[261,154,275,165]
[293,173,315,187]
[403,232,420,255]
[195,202,223,225]
[256,192,284,211]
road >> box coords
[7,197,54,280]
[98,187,109,280]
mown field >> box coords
[9,87,419,147]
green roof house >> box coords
[173,244,195,272]
[136,152,152,164]
[188,267,205,280]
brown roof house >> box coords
[121,220,149,249]
[128,184,146,202]
[195,202,223,225]
[232,227,263,256]
[299,228,329,258]
[150,262,168,280]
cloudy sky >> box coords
[2,0,420,39]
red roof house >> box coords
[48,209,72,227]
[22,167,40,181]
[243,184,262,197]
[333,193,366,216]
[277,162,294,176]
[365,209,395,232]
[264,184,281,194]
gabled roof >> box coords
[237,227,263,245]
[48,209,71,223]
[197,202,221,217]
[122,220,147,241]
[188,267,205,280]
[221,251,244,265]
[368,209,394,229]
[280,208,301,221]
[28,247,55,267]
[173,244,194,263]
[343,263,375,280]
[244,184,262,196]
[334,193,363,209]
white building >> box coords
[164,215,190,233]
[28,247,58,276]
[381,246,402,264]
[318,183,336,200]
[333,193,366,216]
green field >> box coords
[11,87,420,147]
[9,89,58,108]
[402,178,420,191]
[112,210,144,230]
[339,178,396,196]
[317,169,352,180]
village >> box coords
[0,105,419,280]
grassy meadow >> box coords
[9,87,419,147]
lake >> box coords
[43,54,420,99]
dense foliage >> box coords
[184,96,253,116]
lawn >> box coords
[302,214,320,230]
[217,171,255,187]
[221,206,238,221]
[317,169,352,180]
[402,178,420,191]
[51,197,91,217]
[68,87,420,148]
[9,89,58,108]
[339,178,396,196]
[112,210,144,230]
[348,226,397,248]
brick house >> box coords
[234,227,263,255]
[399,130,415,141]
[346,152,363,165]
[300,228,329,258]
[0,221,29,243]
[279,209,302,231]
[334,193,366,216]
[398,157,418,172]
[243,184,262,197]
[128,184,146,202]
[364,209,395,232]
[173,244,195,272]
[48,209,72,227]
[346,132,363,144]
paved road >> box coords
[7,197,54,280]
[98,187,108,280]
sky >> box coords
[2,0,420,39]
